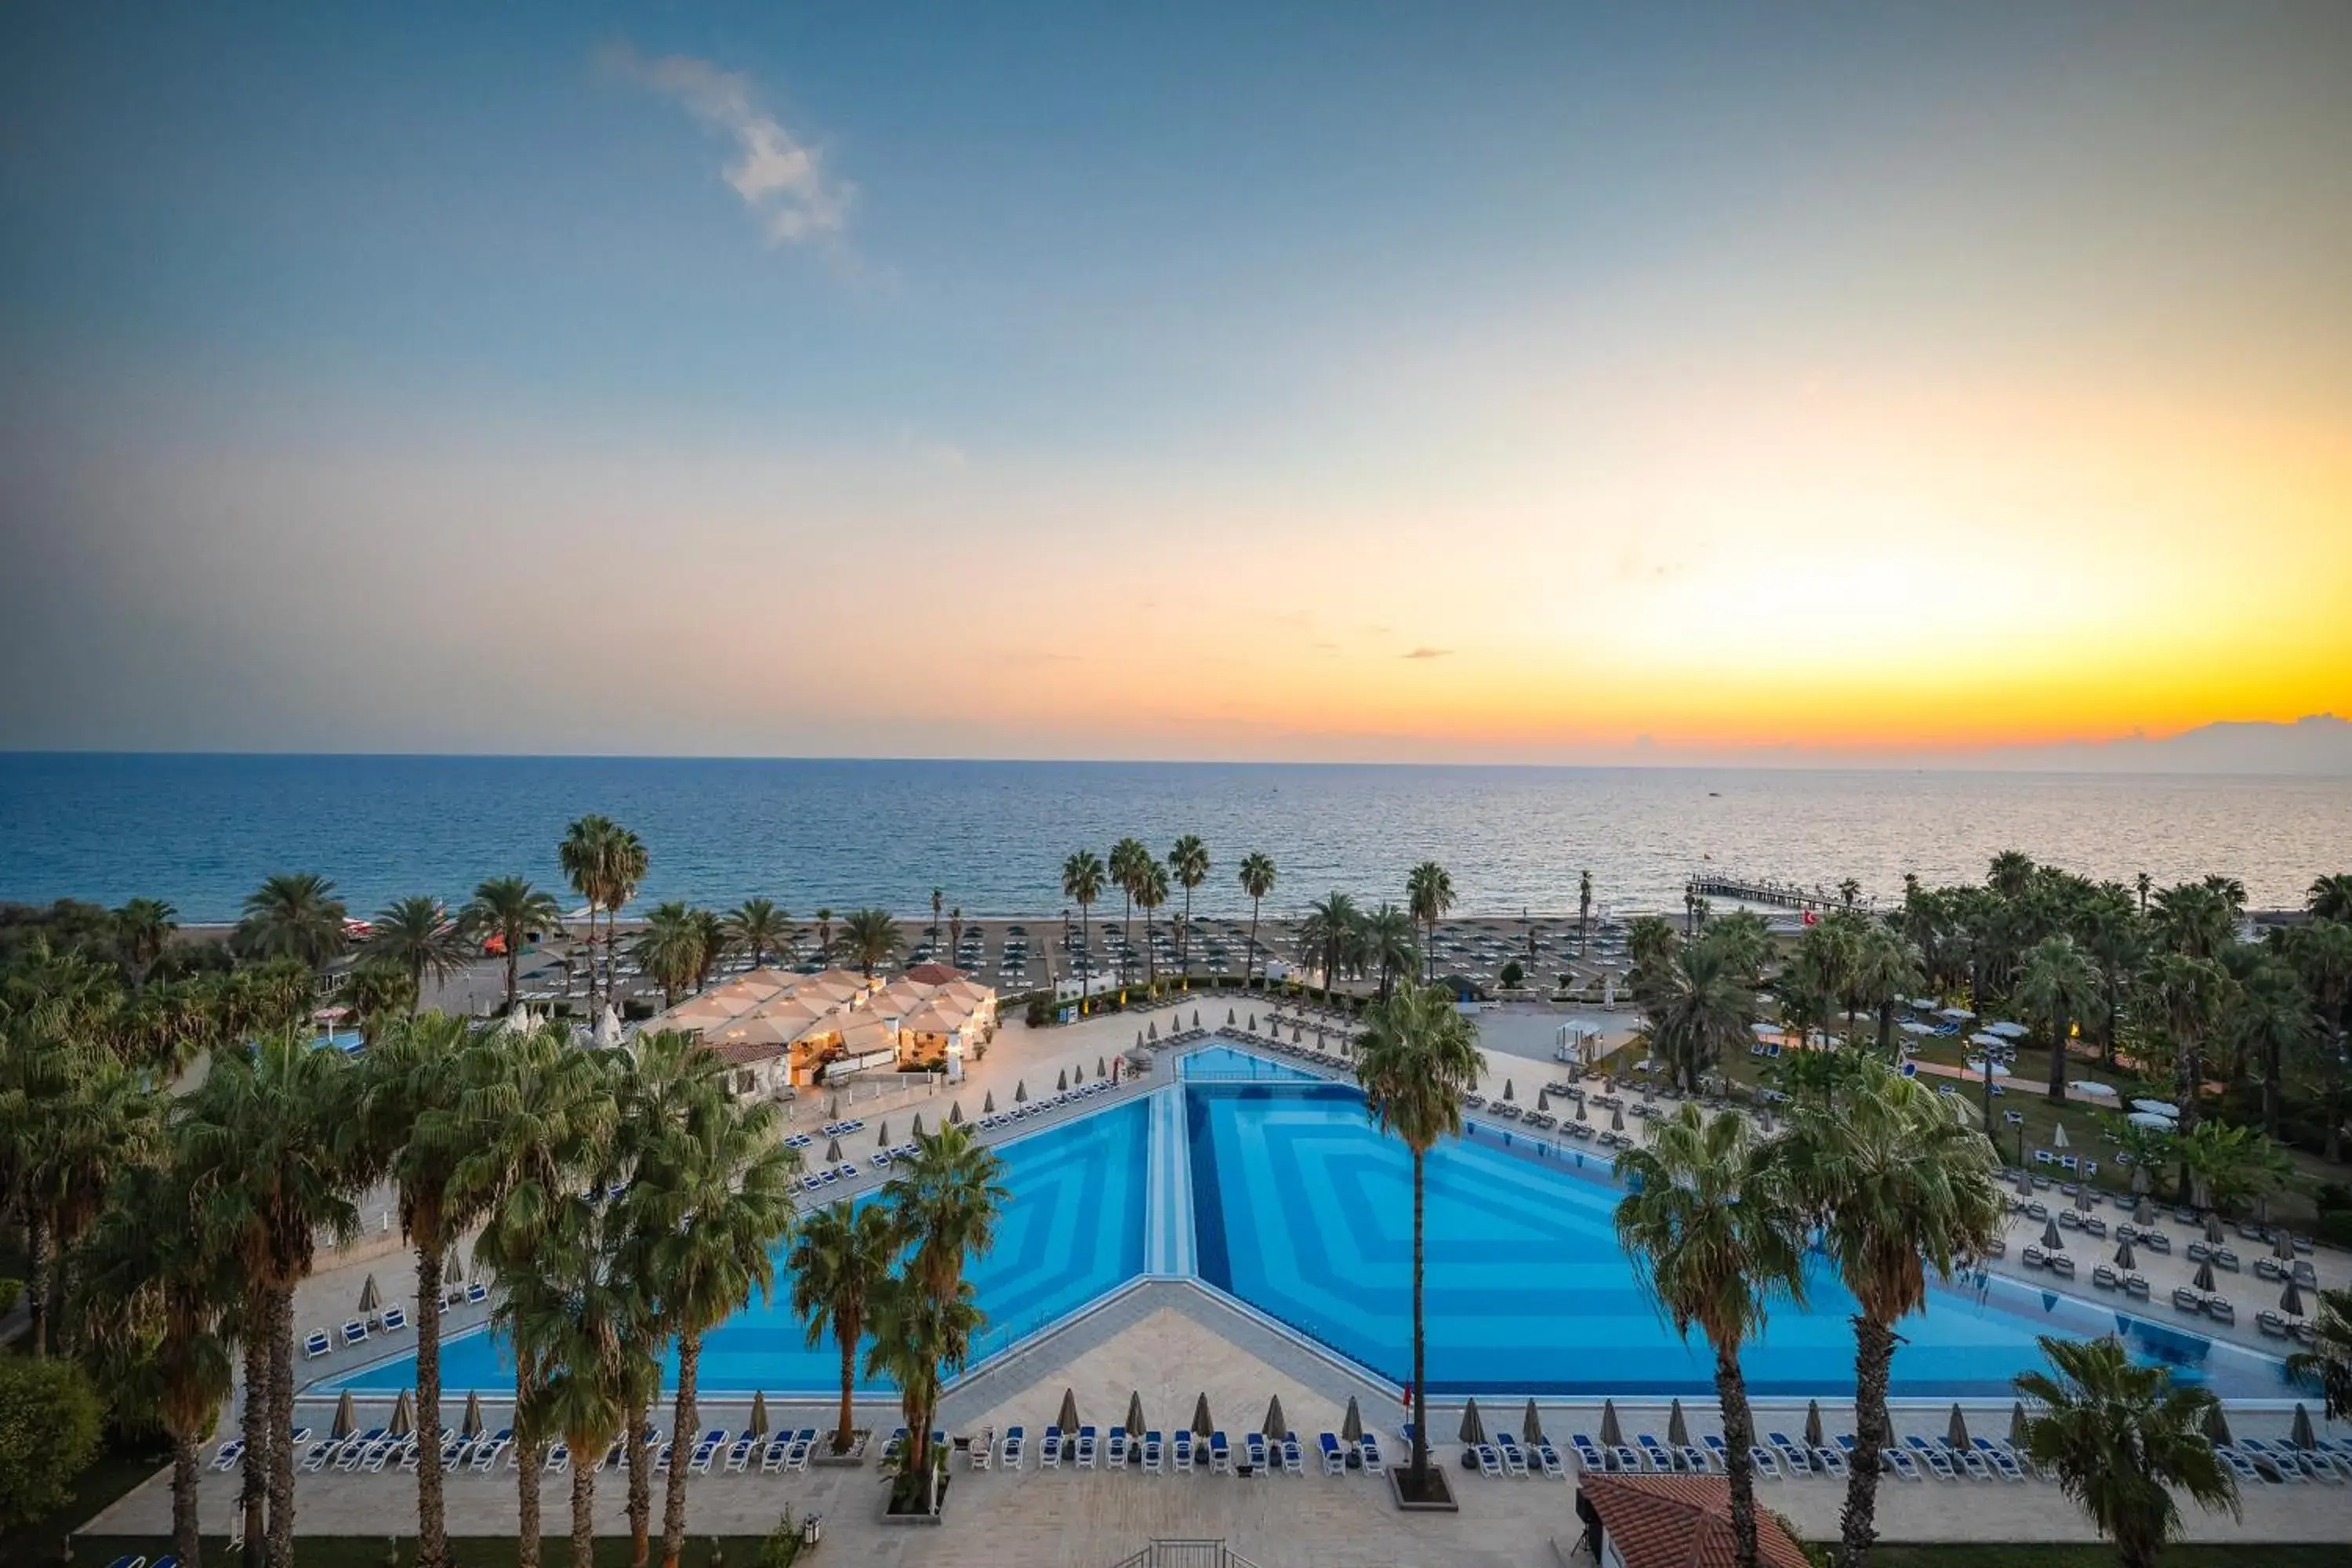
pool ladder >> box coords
[1107,1541,1261,1568]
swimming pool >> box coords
[329,1095,1149,1394]
[1181,1043,1327,1082]
[1187,1077,2296,1400]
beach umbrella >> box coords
[1264,1396,1287,1440]
[1969,1032,2005,1049]
[912,1112,925,1137]
[1341,1397,1363,1444]
[332,1389,356,1439]
[1192,1011,1200,1029]
[2292,1404,2318,1451]
[1247,1014,1258,1031]
[1611,1104,1625,1132]
[1057,1069,1069,1092]
[1666,1399,1689,1449]
[1535,1090,1550,1113]
[750,1391,769,1438]
[1501,1080,1514,1102]
[1059,1388,1080,1433]
[358,1274,382,1314]
[2281,1278,2305,1316]
[1015,1080,1028,1103]
[1458,1399,1486,1445]
[460,1389,484,1439]
[1294,1024,1304,1044]
[390,1389,416,1439]
[983,1090,996,1113]
[1192,1394,1214,1439]
[2114,1237,2136,1270]
[2205,1214,2226,1244]
[949,1101,963,1126]
[2274,1229,2298,1261]
[2193,1258,2217,1293]
[1805,1400,1825,1450]
[877,1120,891,1147]
[2042,1217,2063,1250]
[2009,1403,2030,1450]
[1148,1022,1158,1042]
[2136,1196,2154,1225]
[1127,1391,1145,1437]
[2015,1171,2034,1197]
[823,1137,841,1163]
[1575,1099,1588,1123]
[1947,1405,1970,1451]
[445,1248,465,1286]
[2202,1403,2232,1448]
[1137,1029,1145,1051]
[596,1004,622,1048]
[827,1096,840,1119]
[2053,1123,2070,1150]
[1599,1399,1623,1449]
[1227,1008,1236,1026]
[1523,1399,1544,1445]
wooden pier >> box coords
[1685,874,1874,913]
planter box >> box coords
[1387,1465,1459,1513]
[879,1474,950,1527]
[810,1430,870,1468]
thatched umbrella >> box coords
[1761,1106,1776,1134]
[1666,1399,1689,1449]
[1015,1080,1029,1103]
[750,1391,769,1437]
[2192,1258,2217,1293]
[2292,1403,2318,1451]
[1610,1103,1625,1133]
[949,1101,963,1125]
[1599,1399,1623,1448]
[389,1389,416,1439]
[1192,1394,1214,1438]
[1098,1054,1109,1076]
[1057,1068,1069,1092]
[1058,1388,1080,1432]
[1523,1399,1544,1445]
[2114,1237,2136,1270]
[358,1274,382,1314]
[1804,1399,1825,1450]
[1501,1080,1514,1102]
[1294,1024,1305,1044]
[2042,1217,2063,1251]
[1263,1396,1287,1440]
[983,1090,996,1113]
[2281,1278,2306,1316]
[1946,1405,1970,1450]
[824,1137,842,1163]
[461,1389,484,1439]
[1126,1391,1145,1438]
[2009,1403,2030,1450]
[331,1389,356,1439]
[2202,1402,2232,1448]
[1458,1398,1486,1444]
[2205,1213,2226,1244]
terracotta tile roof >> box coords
[904,962,968,985]
[1579,1473,1809,1568]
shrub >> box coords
[1024,996,1051,1028]
[0,1278,20,1316]
[1500,960,1524,989]
[2318,1209,2352,1250]
[757,1507,802,1567]
[0,1356,105,1530]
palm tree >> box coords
[1134,861,1171,987]
[2229,956,2314,1136]
[634,902,705,1005]
[366,896,472,1014]
[1354,982,1485,1501]
[608,829,649,1004]
[790,1203,898,1455]
[2311,874,2352,924]
[113,896,179,978]
[1365,902,1419,999]
[2288,918,2352,1160]
[2135,870,2153,914]
[813,907,836,963]
[517,1196,635,1568]
[1578,870,1594,953]
[1779,1053,2005,1563]
[724,898,789,968]
[2015,1335,2238,1568]
[866,1272,983,1514]
[1636,934,1757,1094]
[181,1032,365,1568]
[636,1059,799,1568]
[837,908,902,978]
[2143,953,2229,1148]
[1406,862,1454,983]
[1851,922,1924,1055]
[358,1011,506,1568]
[2017,935,2100,1102]
[1109,837,1152,985]
[949,907,964,958]
[2151,882,2234,963]
[1061,851,1106,1010]
[690,907,729,989]
[235,872,347,969]
[343,958,416,1044]
[880,1123,1007,1488]
[1238,852,1276,987]
[2287,1286,2352,1420]
[9,1047,160,1356]
[560,815,619,998]
[462,877,565,1011]
[1169,836,1210,974]
[1615,1105,1805,1568]
[931,887,944,953]
[1301,891,1361,995]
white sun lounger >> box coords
[1142,1430,1164,1473]
[1172,1428,1195,1472]
[1902,1436,1956,1480]
[999,1425,1025,1470]
[1534,1436,1566,1478]
[1040,1425,1062,1468]
[1319,1432,1345,1475]
[1281,1432,1304,1475]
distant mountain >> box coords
[1973,713,2352,775]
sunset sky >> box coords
[3,2,2347,763]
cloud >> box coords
[1402,646,1453,660]
[601,43,852,247]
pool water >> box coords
[1181,1044,1327,1082]
[332,1095,1149,1394]
[1187,1079,2294,1400]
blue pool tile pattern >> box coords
[1181,1044,1326,1082]
[1186,1077,2296,1400]
[332,1095,1149,1393]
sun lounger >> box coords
[341,1319,368,1348]
[1040,1424,1063,1468]
[1813,1443,1850,1479]
[303,1330,332,1359]
[1637,1434,1675,1472]
[1939,1438,1989,1479]
[379,1305,408,1332]
[724,1436,754,1473]
[1075,1424,1099,1469]
[1245,1431,1269,1474]
[470,1431,510,1472]
[1679,1440,1711,1474]
[785,1431,814,1472]
[1474,1442,1503,1478]
[364,1437,400,1473]
[1903,1436,1956,1480]
[652,1440,675,1475]
[1845,1433,1920,1482]
[1142,1429,1164,1472]
[1281,1432,1304,1475]
[1173,1428,1195,1472]
[2238,1439,2311,1483]
[1534,1436,1566,1478]
[1767,1433,1812,1475]
[1209,1431,1233,1474]
[1106,1425,1130,1467]
[1358,1432,1385,1475]
[2212,1444,2266,1485]
[1973,1437,2025,1481]
[1319,1432,1345,1474]
[968,1427,994,1472]
[759,1435,789,1473]
[1497,1432,1530,1477]
[1700,1435,1730,1473]
[102,1556,146,1568]
[210,1437,245,1472]
[335,1429,385,1471]
[1000,1425,1025,1470]
[2172,1286,2203,1312]
[688,1440,718,1475]
[2092,1265,2120,1291]
[299,1436,341,1472]
[1611,1438,1646,1474]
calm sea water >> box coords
[0,753,2343,924]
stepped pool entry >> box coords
[335,1036,2297,1400]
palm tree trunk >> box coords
[1247,900,1259,987]
[506,939,521,1010]
[241,1312,268,1568]
[627,1396,653,1568]
[2046,1007,2070,1102]
[171,1433,203,1568]
[569,1459,596,1568]
[662,1330,702,1568]
[1409,1145,1428,1490]
[515,1380,544,1568]
[1876,999,1895,1057]
[1714,1346,1762,1568]
[837,1332,858,1453]
[24,1214,47,1357]
[264,1283,298,1568]
[413,1240,449,1568]
[1838,1315,1896,1566]
[2263,1040,2281,1137]
[1080,907,1091,1012]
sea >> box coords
[0,753,2344,925]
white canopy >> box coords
[2130,1098,2179,1118]
[2074,1082,2118,1098]
[1939,1006,1976,1021]
[1964,1058,2012,1079]
[1986,1021,2031,1040]
[2128,1112,2174,1130]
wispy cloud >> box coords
[601,43,852,248]
[1403,646,1453,660]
